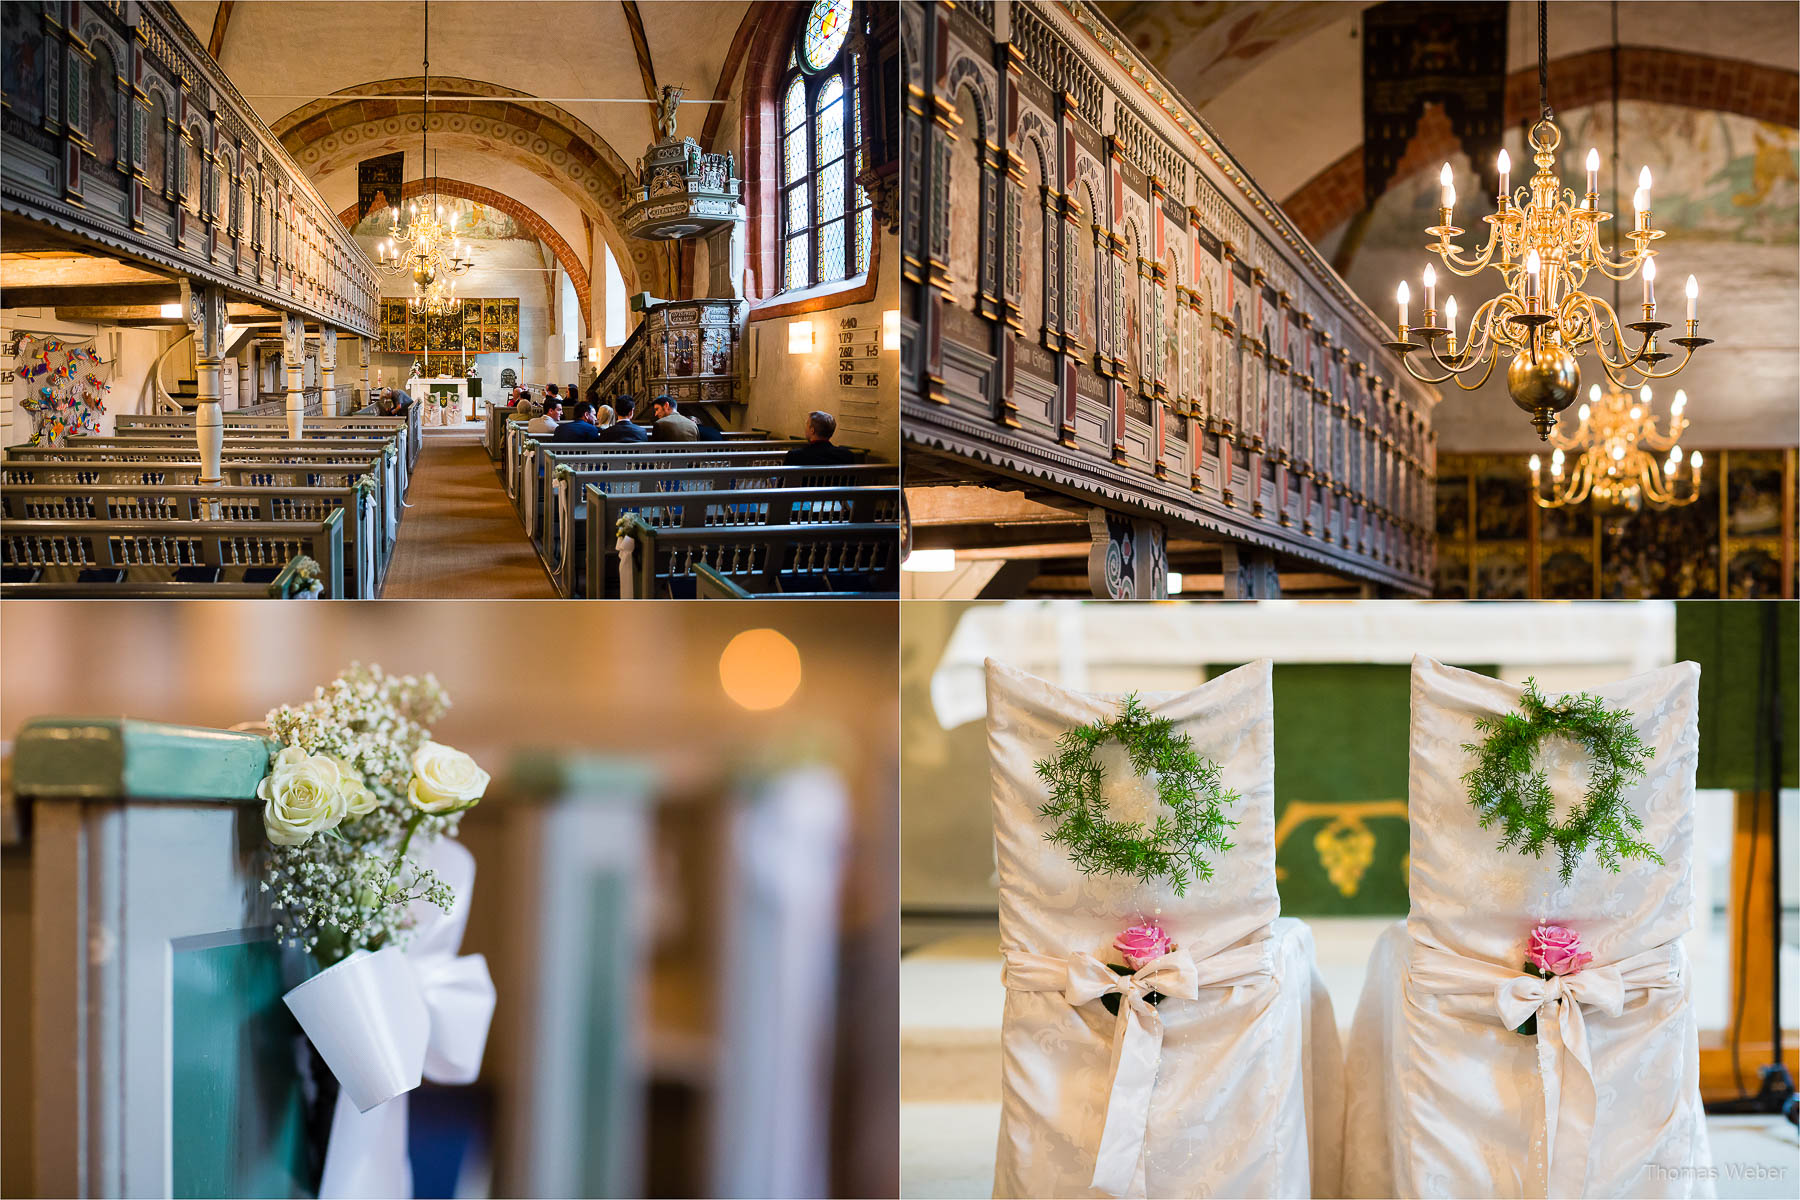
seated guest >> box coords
[598,395,651,442]
[596,404,616,429]
[785,410,856,465]
[545,383,561,406]
[649,394,698,442]
[550,400,604,442]
[694,410,726,441]
[528,396,563,434]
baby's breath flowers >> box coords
[259,664,488,963]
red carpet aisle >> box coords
[381,429,556,598]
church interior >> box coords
[898,1,1797,600]
[1,0,901,599]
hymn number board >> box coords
[836,316,883,389]
[380,298,521,355]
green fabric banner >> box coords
[1675,600,1798,790]
[1212,662,1494,916]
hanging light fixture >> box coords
[1381,0,1710,439]
[1529,382,1700,508]
[373,0,471,317]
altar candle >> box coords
[1497,149,1511,203]
[1439,162,1455,211]
[1643,256,1656,309]
[1422,264,1436,317]
[1686,275,1698,322]
[1396,281,1409,330]
[1585,148,1600,197]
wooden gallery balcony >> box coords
[2,1,378,348]
[899,0,1438,598]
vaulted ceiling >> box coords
[172,1,759,304]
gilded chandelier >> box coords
[371,0,471,317]
[1382,2,1710,440]
[1528,382,1701,509]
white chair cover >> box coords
[1343,656,1714,1199]
[987,658,1342,1199]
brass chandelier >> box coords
[372,0,471,317]
[1382,1,1710,440]
[1529,382,1701,509]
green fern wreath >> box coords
[1034,694,1239,896]
[1461,678,1661,883]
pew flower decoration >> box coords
[1512,922,1593,1035]
[1101,919,1177,1014]
[259,664,488,964]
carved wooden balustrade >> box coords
[587,297,744,427]
[899,0,1439,596]
[1,0,378,338]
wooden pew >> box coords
[73,427,411,508]
[604,510,897,599]
[546,462,898,598]
[116,411,420,476]
[567,482,898,600]
[2,480,383,599]
[6,444,400,556]
[2,509,345,597]
[517,441,815,540]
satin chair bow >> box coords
[1004,940,1273,1198]
[1411,941,1681,1199]
[286,838,496,1199]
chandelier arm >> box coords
[1625,345,1700,381]
[1432,232,1501,275]
[1641,424,1682,452]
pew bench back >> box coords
[2,510,345,597]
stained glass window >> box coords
[801,0,852,72]
[777,1,868,294]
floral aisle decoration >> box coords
[1509,923,1594,1036]
[1461,678,1658,882]
[1099,920,1178,1014]
[261,663,496,1199]
[1035,694,1239,895]
[11,334,110,445]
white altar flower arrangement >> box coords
[259,662,488,963]
[261,663,497,1198]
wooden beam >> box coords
[5,283,182,308]
[1,253,173,288]
[207,1,236,62]
[620,1,660,136]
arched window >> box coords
[779,0,870,292]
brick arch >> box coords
[338,177,591,338]
[1281,48,1800,242]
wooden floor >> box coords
[382,428,557,598]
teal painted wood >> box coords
[581,870,629,1200]
[12,720,272,802]
[170,938,312,1199]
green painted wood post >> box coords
[16,719,315,1200]
[492,754,658,1200]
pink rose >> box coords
[1114,922,1176,971]
[1527,924,1592,976]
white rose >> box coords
[407,742,489,814]
[259,745,348,846]
[334,756,379,818]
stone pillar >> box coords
[186,282,228,485]
[282,312,306,438]
[1086,507,1167,599]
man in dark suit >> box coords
[550,400,604,442]
[649,394,698,442]
[598,394,651,442]
[785,410,856,465]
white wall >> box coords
[1,309,163,446]
[743,228,899,454]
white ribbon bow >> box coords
[617,533,637,598]
[284,838,496,1199]
[1004,939,1273,1198]
[1410,940,1682,1199]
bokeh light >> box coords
[719,628,803,711]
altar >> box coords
[408,377,470,426]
